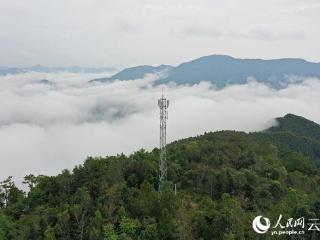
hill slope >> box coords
[250,114,320,165]
[0,114,319,239]
[267,113,320,142]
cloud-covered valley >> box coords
[1,72,320,187]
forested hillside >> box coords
[254,114,320,166]
[0,114,320,239]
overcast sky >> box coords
[0,0,319,68]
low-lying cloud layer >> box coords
[1,72,320,187]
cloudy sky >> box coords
[0,0,320,68]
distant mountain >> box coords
[91,65,173,82]
[157,55,320,88]
[0,67,26,75]
[89,55,320,88]
[0,65,115,75]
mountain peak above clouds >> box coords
[157,55,320,88]
[91,65,173,83]
[90,54,320,88]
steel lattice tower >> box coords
[158,92,169,192]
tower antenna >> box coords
[158,90,169,192]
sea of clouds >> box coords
[1,71,320,188]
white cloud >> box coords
[1,72,320,188]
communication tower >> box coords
[158,91,169,192]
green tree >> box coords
[89,210,103,239]
[44,226,56,240]
[104,224,117,240]
[70,187,91,240]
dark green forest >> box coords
[0,114,320,239]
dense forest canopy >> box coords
[0,114,320,239]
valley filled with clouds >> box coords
[1,72,320,186]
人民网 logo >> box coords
[252,216,271,234]
[251,214,319,236]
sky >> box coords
[0,0,320,68]
[1,72,320,187]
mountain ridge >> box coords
[158,55,320,87]
[90,54,320,88]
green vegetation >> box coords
[0,114,319,239]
